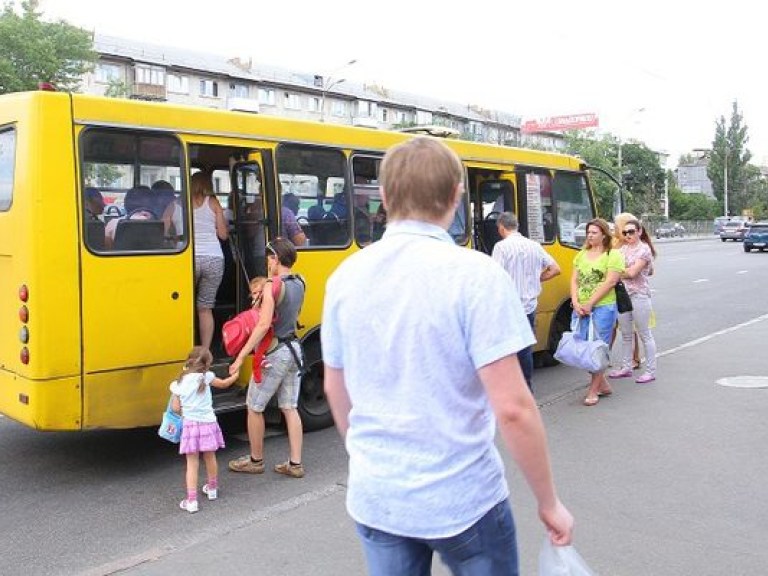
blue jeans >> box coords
[518,312,536,391]
[571,303,617,346]
[355,499,518,576]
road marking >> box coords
[657,312,768,359]
[693,278,709,283]
[737,270,749,274]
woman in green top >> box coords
[570,218,625,406]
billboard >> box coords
[520,113,599,134]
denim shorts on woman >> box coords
[571,303,617,346]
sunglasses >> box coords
[622,229,637,236]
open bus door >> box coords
[472,172,516,254]
[78,129,194,428]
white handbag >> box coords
[554,316,609,373]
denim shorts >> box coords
[355,499,518,576]
[246,342,302,412]
[571,303,617,346]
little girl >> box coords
[170,346,237,513]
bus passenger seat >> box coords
[113,220,165,251]
[86,220,106,251]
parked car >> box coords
[573,223,587,245]
[720,220,749,241]
[743,222,768,252]
[655,222,685,238]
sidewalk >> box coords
[114,315,768,576]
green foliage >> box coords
[563,130,619,218]
[620,142,666,216]
[104,79,130,98]
[707,101,752,216]
[0,0,96,94]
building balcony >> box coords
[132,83,166,100]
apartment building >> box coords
[82,34,563,151]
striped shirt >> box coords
[491,232,556,314]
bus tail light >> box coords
[19,285,29,364]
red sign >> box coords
[521,113,599,134]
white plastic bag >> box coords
[538,537,595,576]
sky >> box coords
[35,0,768,167]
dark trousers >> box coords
[518,311,536,391]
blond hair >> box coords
[380,137,463,222]
[613,212,637,247]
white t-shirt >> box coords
[169,371,216,423]
[322,220,534,539]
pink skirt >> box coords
[179,420,225,454]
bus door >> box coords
[183,143,275,361]
[78,128,193,428]
[466,166,516,254]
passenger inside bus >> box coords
[104,186,156,249]
[191,171,228,350]
[84,187,105,221]
[280,191,306,246]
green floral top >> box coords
[573,249,625,306]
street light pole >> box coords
[319,59,357,123]
[723,148,729,217]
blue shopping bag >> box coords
[157,398,183,443]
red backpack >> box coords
[222,276,283,362]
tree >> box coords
[707,101,751,216]
[564,130,619,218]
[620,142,665,217]
[0,0,96,94]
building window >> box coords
[258,88,275,105]
[284,93,301,110]
[331,100,347,117]
[135,65,165,86]
[230,83,248,98]
[167,74,189,94]
[416,110,433,125]
[308,97,321,113]
[200,79,219,97]
[357,100,377,118]
[95,63,121,83]
[380,108,388,122]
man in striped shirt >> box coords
[492,212,561,390]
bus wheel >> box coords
[542,305,573,367]
[297,340,333,431]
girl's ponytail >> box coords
[176,346,213,392]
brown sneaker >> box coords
[274,461,304,478]
[228,455,264,474]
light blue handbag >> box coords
[157,397,183,443]
[554,316,610,373]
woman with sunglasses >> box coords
[571,218,625,406]
[609,219,658,383]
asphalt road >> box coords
[1,236,766,576]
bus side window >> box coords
[276,144,349,247]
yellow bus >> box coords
[0,90,596,431]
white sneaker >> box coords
[202,484,218,500]
[180,498,199,513]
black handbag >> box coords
[615,281,633,314]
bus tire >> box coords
[544,303,573,366]
[297,338,334,432]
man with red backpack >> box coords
[228,238,307,478]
